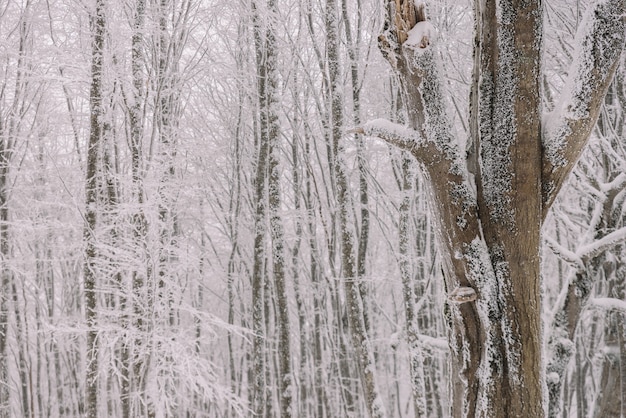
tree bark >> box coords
[84,0,107,415]
[250,0,270,413]
[397,158,428,417]
[326,0,386,416]
[266,0,293,412]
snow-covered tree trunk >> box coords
[125,1,147,415]
[357,1,625,416]
[250,0,274,413]
[0,111,11,418]
[397,159,428,417]
[264,0,293,413]
[326,0,386,416]
[84,0,107,415]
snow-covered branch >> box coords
[599,172,626,194]
[578,226,626,261]
[544,236,585,271]
[418,334,448,352]
[590,297,626,313]
[541,0,625,214]
[351,118,427,155]
[546,224,626,270]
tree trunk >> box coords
[0,114,11,418]
[359,1,624,416]
[326,0,386,416]
[84,0,107,415]
[250,0,270,413]
[397,157,428,417]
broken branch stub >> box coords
[448,286,478,304]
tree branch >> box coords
[350,118,429,155]
[544,236,585,271]
[590,297,626,313]
[578,225,626,262]
[542,0,625,215]
[599,172,626,194]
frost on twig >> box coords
[349,118,425,154]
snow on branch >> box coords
[542,0,625,212]
[418,334,449,352]
[544,236,585,271]
[590,297,626,313]
[546,225,626,270]
[578,226,626,261]
[599,172,626,194]
[404,21,435,52]
[350,118,426,154]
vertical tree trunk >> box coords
[264,0,293,413]
[84,0,106,415]
[0,120,11,418]
[326,0,386,416]
[397,158,428,417]
[251,1,270,413]
[341,0,371,333]
[125,0,147,415]
[303,126,328,418]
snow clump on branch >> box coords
[404,21,435,51]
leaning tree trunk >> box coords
[357,1,624,416]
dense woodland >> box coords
[0,0,625,417]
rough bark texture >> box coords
[364,1,625,416]
[327,0,385,416]
[251,0,269,413]
[265,0,293,411]
[0,135,9,418]
[398,160,428,417]
[84,0,106,415]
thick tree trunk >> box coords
[361,1,624,416]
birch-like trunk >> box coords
[359,1,624,416]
